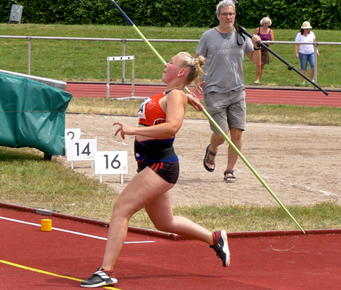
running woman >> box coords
[80,52,230,288]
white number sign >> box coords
[95,151,128,175]
[65,128,81,142]
[66,139,97,161]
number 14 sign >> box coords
[95,151,128,175]
[67,139,97,161]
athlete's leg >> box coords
[101,167,174,270]
[145,190,213,244]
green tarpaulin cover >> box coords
[0,72,73,156]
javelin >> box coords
[110,0,305,234]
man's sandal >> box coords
[224,170,237,183]
[203,144,217,172]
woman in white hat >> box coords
[294,21,320,85]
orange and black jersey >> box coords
[135,90,183,163]
[138,92,167,127]
[137,89,185,127]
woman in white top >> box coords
[295,21,320,85]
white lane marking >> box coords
[0,216,155,244]
[256,173,339,197]
[233,168,339,198]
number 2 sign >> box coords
[65,128,81,145]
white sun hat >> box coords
[301,21,312,29]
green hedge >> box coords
[1,0,341,29]
[236,0,341,29]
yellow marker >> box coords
[0,260,121,289]
[41,219,52,231]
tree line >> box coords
[1,0,340,29]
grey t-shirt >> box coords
[196,27,254,94]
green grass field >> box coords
[1,144,340,233]
[1,24,340,87]
[1,24,341,233]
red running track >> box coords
[65,82,341,107]
[1,205,341,290]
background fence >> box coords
[0,35,340,85]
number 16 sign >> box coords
[95,151,128,183]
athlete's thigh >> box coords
[145,190,174,226]
[114,167,174,216]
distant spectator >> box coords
[253,16,274,85]
[295,21,320,85]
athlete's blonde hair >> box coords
[178,52,205,86]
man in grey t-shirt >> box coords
[194,0,261,183]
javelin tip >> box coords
[110,0,134,26]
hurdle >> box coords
[106,55,144,100]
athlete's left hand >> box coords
[113,122,136,139]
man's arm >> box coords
[246,34,261,65]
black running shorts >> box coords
[137,161,179,184]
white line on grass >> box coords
[236,169,339,197]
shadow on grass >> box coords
[0,147,43,162]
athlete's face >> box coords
[217,6,236,30]
[162,54,182,84]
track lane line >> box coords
[0,260,121,290]
[0,216,155,244]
